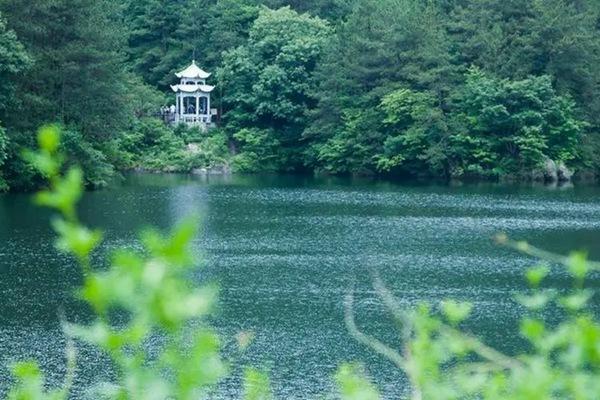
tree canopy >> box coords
[0,0,600,190]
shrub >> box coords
[116,119,230,173]
[448,69,585,178]
[340,237,600,399]
[16,126,228,399]
[231,128,283,172]
[60,127,115,188]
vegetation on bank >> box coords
[1,0,600,191]
[13,125,600,399]
[116,119,230,175]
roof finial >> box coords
[192,48,196,65]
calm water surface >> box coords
[1,174,599,398]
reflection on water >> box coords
[0,173,599,398]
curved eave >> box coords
[175,71,212,79]
[171,84,215,93]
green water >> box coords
[1,174,600,398]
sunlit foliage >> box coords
[13,126,228,399]
[340,236,600,399]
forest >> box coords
[1,0,600,190]
[2,2,600,398]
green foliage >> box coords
[8,358,74,400]
[0,0,132,140]
[376,88,447,175]
[447,69,584,178]
[312,65,586,179]
[231,128,283,172]
[60,128,115,188]
[342,240,600,399]
[71,225,226,398]
[0,10,28,191]
[243,368,273,400]
[116,118,230,173]
[305,0,453,174]
[449,0,600,122]
[304,0,597,179]
[311,108,382,174]
[2,0,600,185]
[191,128,230,168]
[127,0,259,89]
[204,0,261,68]
[335,364,380,400]
[125,75,169,118]
[0,0,141,190]
[13,125,227,399]
[127,0,204,89]
[0,12,29,113]
[219,6,331,170]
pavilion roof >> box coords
[170,84,215,93]
[175,60,211,79]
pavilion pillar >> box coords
[207,95,211,123]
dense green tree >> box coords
[0,0,132,139]
[230,127,285,171]
[0,12,28,190]
[264,0,355,20]
[305,0,452,173]
[0,125,8,190]
[0,13,28,115]
[127,0,197,88]
[446,69,584,178]
[376,89,448,176]
[311,108,384,174]
[1,0,600,185]
[0,0,138,189]
[203,0,260,68]
[126,0,231,89]
[310,67,585,179]
[448,0,600,120]
[218,6,330,170]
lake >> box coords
[1,174,599,398]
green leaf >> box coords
[243,368,273,400]
[35,168,84,220]
[52,218,102,261]
[441,300,473,325]
[335,363,380,400]
[559,290,594,312]
[568,252,589,282]
[520,318,546,341]
[37,125,61,154]
[526,265,549,288]
[515,292,553,311]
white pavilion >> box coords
[170,60,215,128]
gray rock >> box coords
[543,158,558,182]
[557,162,573,182]
[529,168,545,182]
[191,165,232,176]
[209,165,232,175]
[191,168,208,175]
[576,169,598,183]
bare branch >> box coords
[344,291,406,371]
[440,326,524,371]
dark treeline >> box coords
[1,0,599,190]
